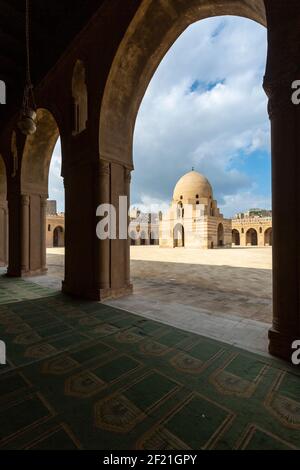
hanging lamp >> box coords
[18,0,37,135]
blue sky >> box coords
[49,15,270,217]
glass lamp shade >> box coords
[17,108,37,135]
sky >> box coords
[49,15,270,218]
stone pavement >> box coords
[22,246,272,356]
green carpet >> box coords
[0,274,57,305]
[0,275,300,450]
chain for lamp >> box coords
[18,0,37,135]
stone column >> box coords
[4,205,8,265]
[0,202,8,267]
[240,230,246,247]
[97,160,111,293]
[4,205,8,264]
[7,190,20,277]
[21,194,30,275]
[124,168,132,288]
[264,0,300,361]
[40,196,48,272]
[63,157,133,301]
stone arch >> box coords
[20,108,60,275]
[232,229,240,246]
[264,227,272,246]
[99,0,266,166]
[217,223,224,247]
[21,108,60,196]
[72,60,88,135]
[53,226,64,248]
[174,223,184,248]
[0,155,8,266]
[246,228,258,246]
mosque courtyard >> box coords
[31,246,272,355]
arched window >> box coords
[72,60,88,135]
[173,224,184,248]
[48,224,51,231]
[53,226,64,248]
[177,201,183,218]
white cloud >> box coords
[132,16,270,217]
[48,16,270,218]
[220,191,271,217]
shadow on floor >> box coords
[0,281,299,450]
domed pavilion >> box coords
[159,170,232,249]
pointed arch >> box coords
[21,108,60,196]
[246,228,258,246]
[99,0,266,166]
[232,229,240,246]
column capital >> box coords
[125,168,132,183]
[99,159,110,177]
[21,194,30,206]
[263,74,298,120]
[40,195,48,207]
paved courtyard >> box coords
[28,246,273,355]
[129,246,272,321]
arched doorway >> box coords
[100,1,266,171]
[217,223,224,247]
[53,226,64,248]
[0,155,8,267]
[99,1,266,287]
[232,229,240,246]
[20,108,61,275]
[98,1,270,355]
[174,224,185,248]
[264,228,272,246]
[246,228,258,246]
